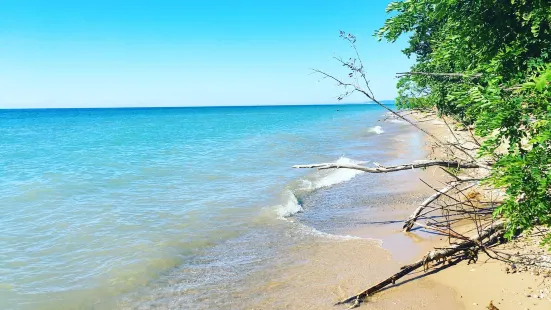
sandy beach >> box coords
[412,114,551,310]
[238,111,551,310]
[5,1,550,309]
[5,107,547,310]
[224,113,462,309]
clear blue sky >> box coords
[0,0,412,108]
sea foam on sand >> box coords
[367,125,385,134]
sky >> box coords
[0,0,412,108]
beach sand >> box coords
[242,110,551,310]
[407,111,551,310]
[241,164,466,310]
[234,115,461,309]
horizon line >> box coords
[0,100,395,111]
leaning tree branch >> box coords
[396,71,483,79]
[338,221,506,308]
[301,34,510,309]
[293,160,485,174]
[402,181,477,231]
[311,66,488,168]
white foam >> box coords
[367,125,384,134]
[295,222,383,244]
[387,118,407,124]
[275,190,303,218]
[300,157,365,191]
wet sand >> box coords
[233,111,550,310]
[246,238,462,310]
[241,164,465,310]
[235,116,466,309]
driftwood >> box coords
[303,33,508,308]
[403,181,477,231]
[293,160,483,173]
[413,222,469,241]
[293,160,486,235]
[402,183,458,231]
[338,221,506,308]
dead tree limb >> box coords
[337,221,506,308]
[402,181,476,231]
[396,71,483,79]
[413,222,469,240]
[312,67,487,167]
[293,160,481,173]
[293,160,484,173]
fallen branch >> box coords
[403,181,478,231]
[402,181,474,231]
[293,160,484,173]
[413,222,468,240]
[337,221,506,308]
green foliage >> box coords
[379,0,551,244]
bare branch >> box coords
[396,71,483,79]
[313,36,488,166]
[337,221,506,307]
[403,181,477,231]
[293,160,485,173]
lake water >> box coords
[0,104,422,309]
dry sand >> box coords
[408,111,551,310]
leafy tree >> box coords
[379,0,551,243]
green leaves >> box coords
[527,66,551,92]
[379,0,551,245]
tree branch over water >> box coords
[293,31,515,308]
[293,160,485,173]
[311,32,488,168]
[395,71,483,79]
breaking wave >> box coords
[298,157,365,191]
[275,157,365,219]
[383,112,408,124]
[386,118,407,124]
[296,222,368,241]
[275,190,303,218]
[367,125,384,134]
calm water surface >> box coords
[0,104,417,309]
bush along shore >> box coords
[299,1,550,308]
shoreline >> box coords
[247,109,550,310]
[400,111,551,310]
[240,112,466,309]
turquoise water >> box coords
[0,104,410,309]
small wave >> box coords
[383,112,408,124]
[386,118,407,124]
[367,125,384,134]
[295,222,383,244]
[299,157,365,191]
[275,190,303,218]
